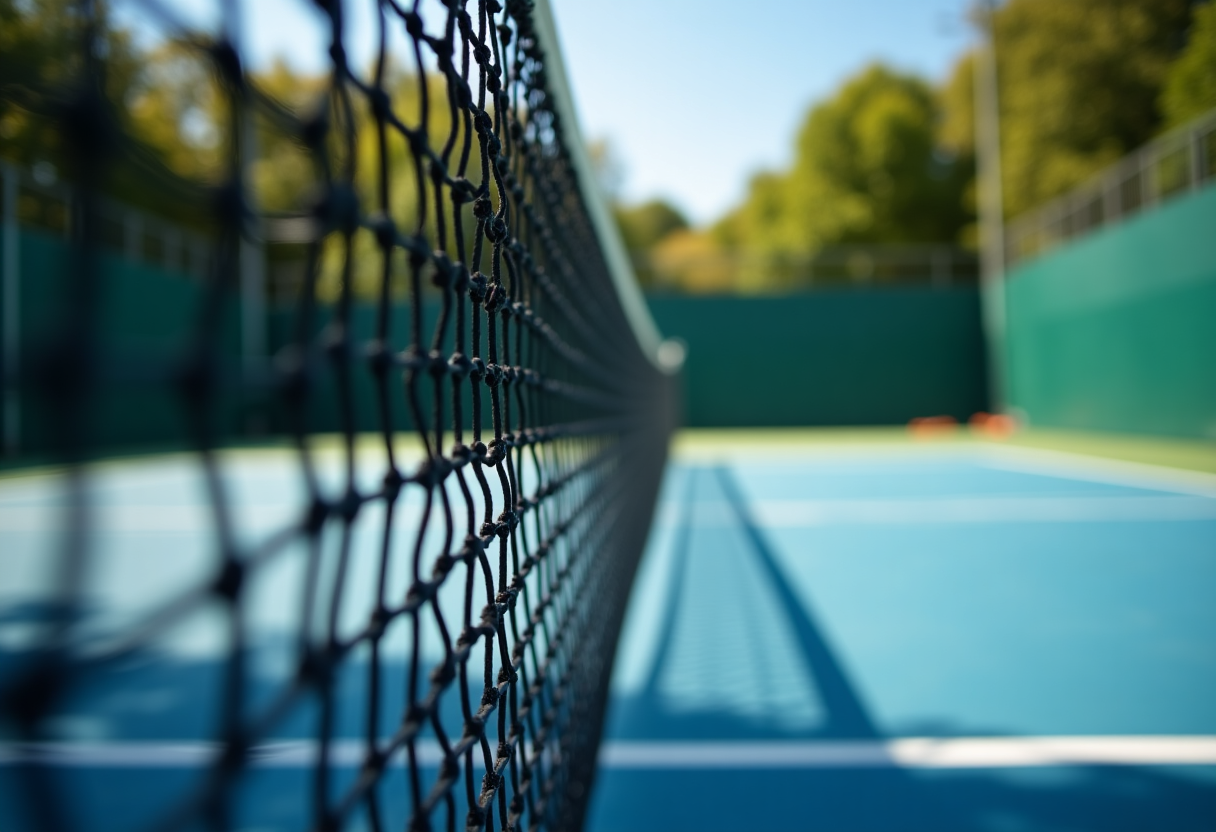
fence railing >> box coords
[0,162,215,278]
[1006,107,1216,267]
[636,244,978,293]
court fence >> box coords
[650,289,988,428]
[632,244,978,294]
[2,217,992,458]
[1005,106,1216,266]
[1003,178,1216,439]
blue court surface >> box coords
[587,441,1216,832]
[1,438,1214,831]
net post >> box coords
[1,160,18,456]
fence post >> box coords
[2,162,19,456]
[163,225,179,273]
[124,209,143,262]
[1104,170,1121,226]
[240,237,266,379]
[1140,148,1155,211]
[932,247,950,288]
[189,235,207,278]
[1190,128,1203,191]
[238,101,267,423]
[974,0,1008,412]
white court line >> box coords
[747,496,1216,526]
[0,740,442,768]
[977,445,1216,499]
[669,440,1216,498]
[652,496,1216,528]
[19,495,1212,534]
[3,737,1215,770]
[597,737,1216,769]
[0,503,439,532]
[0,505,225,533]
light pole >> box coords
[974,0,1008,413]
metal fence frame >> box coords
[636,244,980,292]
[1006,107,1216,266]
[0,163,257,457]
[1,164,215,278]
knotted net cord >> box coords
[1,1,672,830]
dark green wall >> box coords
[265,302,447,437]
[1005,186,1216,439]
[3,228,242,458]
[647,289,988,427]
[3,228,992,454]
[1,226,509,461]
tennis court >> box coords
[588,434,1216,832]
[3,0,1216,829]
[4,433,1212,830]
[0,437,650,830]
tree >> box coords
[937,53,979,247]
[2,0,485,301]
[613,199,688,254]
[715,64,971,264]
[0,0,203,223]
[1161,1,1216,129]
[0,0,114,169]
[611,198,689,290]
[125,42,226,185]
[941,0,1193,220]
[649,229,736,294]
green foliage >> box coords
[1,0,103,166]
[612,198,689,290]
[125,42,227,184]
[309,70,477,301]
[0,1,181,203]
[938,52,975,160]
[936,52,979,247]
[715,64,971,267]
[941,0,1192,220]
[1,0,483,302]
[613,199,688,253]
[1161,1,1216,129]
[704,0,1203,284]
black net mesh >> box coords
[0,1,673,830]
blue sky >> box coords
[551,0,977,224]
[123,0,977,225]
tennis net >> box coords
[0,1,675,830]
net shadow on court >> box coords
[588,449,1216,832]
